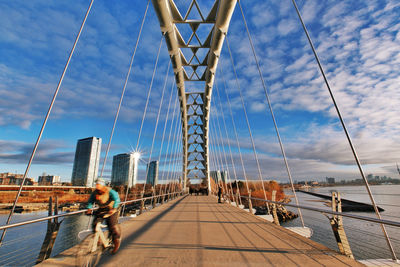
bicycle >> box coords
[76,210,114,267]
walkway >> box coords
[40,195,362,266]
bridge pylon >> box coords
[152,0,237,192]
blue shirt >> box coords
[87,188,120,209]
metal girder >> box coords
[152,0,237,189]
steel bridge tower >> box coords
[152,0,237,192]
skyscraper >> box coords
[71,137,102,187]
[111,153,137,187]
[146,161,159,186]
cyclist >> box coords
[86,178,121,254]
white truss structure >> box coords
[152,0,237,190]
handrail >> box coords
[0,191,185,231]
[240,195,400,228]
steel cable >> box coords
[135,34,164,151]
[218,67,251,196]
[290,0,396,259]
[160,98,179,196]
[237,0,305,227]
[99,0,151,177]
[225,37,270,211]
[141,61,171,197]
[156,81,176,196]
[210,111,235,202]
[0,0,95,246]
[215,81,242,204]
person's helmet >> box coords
[95,178,105,186]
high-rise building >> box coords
[111,153,137,187]
[71,137,102,187]
[146,161,159,186]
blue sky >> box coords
[0,0,399,183]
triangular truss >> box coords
[186,93,207,180]
[152,0,237,188]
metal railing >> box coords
[0,190,186,266]
[240,195,400,227]
[0,191,185,231]
[227,194,400,262]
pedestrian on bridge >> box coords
[86,178,121,254]
[218,185,223,203]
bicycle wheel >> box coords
[76,233,104,267]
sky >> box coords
[0,0,399,184]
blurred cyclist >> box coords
[86,178,121,254]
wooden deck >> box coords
[40,195,363,266]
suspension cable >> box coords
[209,125,218,192]
[157,81,176,196]
[219,67,251,197]
[211,107,235,203]
[141,61,171,197]
[135,34,164,151]
[290,0,395,257]
[225,37,270,209]
[210,116,228,194]
[237,1,304,226]
[0,0,94,246]
[161,96,179,188]
[122,33,164,214]
[160,97,179,195]
[215,82,242,205]
[165,113,181,196]
[99,0,151,177]
[170,123,182,193]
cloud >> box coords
[2,1,400,183]
[0,139,74,165]
[277,19,298,36]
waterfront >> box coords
[0,211,90,266]
[282,184,400,260]
[0,184,399,265]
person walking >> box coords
[218,185,223,203]
[86,178,121,254]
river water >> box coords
[0,185,399,265]
[282,184,400,260]
[0,210,90,266]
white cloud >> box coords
[277,18,297,36]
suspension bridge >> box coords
[0,0,400,266]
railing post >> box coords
[329,192,354,259]
[139,192,145,215]
[235,191,239,207]
[36,196,62,264]
[272,190,280,226]
[152,188,156,209]
[248,190,253,214]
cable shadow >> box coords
[98,195,188,265]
